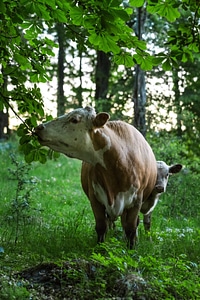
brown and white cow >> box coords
[142,161,182,231]
[35,106,159,248]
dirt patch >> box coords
[12,259,149,299]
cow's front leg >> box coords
[90,198,108,243]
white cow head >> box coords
[155,161,182,193]
[34,106,110,163]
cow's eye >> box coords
[70,117,79,124]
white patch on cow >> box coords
[92,182,138,220]
[92,131,111,168]
[72,130,111,167]
[144,197,159,215]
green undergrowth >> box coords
[0,137,200,299]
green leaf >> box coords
[112,9,130,21]
[20,21,32,29]
[100,35,120,54]
[188,43,199,53]
[114,52,135,67]
[17,124,28,137]
[104,21,124,35]
[29,115,38,127]
[129,0,145,7]
[0,1,6,13]
[24,24,42,39]
[89,30,120,54]
[39,152,47,164]
[133,53,153,70]
[52,9,68,22]
[53,151,60,159]
[162,58,172,71]
[44,0,56,10]
[83,16,98,28]
[88,31,101,46]
[165,7,180,22]
[14,53,32,70]
[20,62,32,71]
[38,73,50,83]
[147,2,180,22]
[19,143,34,155]
[70,6,84,25]
[181,49,193,63]
[109,0,122,8]
[101,10,115,22]
[35,3,51,20]
[30,73,39,83]
[25,151,35,163]
[152,56,165,65]
[24,147,47,164]
[131,37,147,51]
[19,135,32,145]
[0,101,4,111]
[181,52,188,63]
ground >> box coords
[2,259,148,299]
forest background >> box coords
[0,0,200,163]
[0,1,200,299]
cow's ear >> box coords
[93,113,110,128]
[169,164,182,174]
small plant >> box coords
[90,239,138,296]
[4,154,40,244]
[92,238,138,273]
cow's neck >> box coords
[78,128,112,167]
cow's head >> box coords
[155,161,182,193]
[34,106,110,162]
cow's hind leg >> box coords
[143,212,152,232]
[143,212,153,242]
[90,198,108,243]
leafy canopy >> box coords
[0,0,200,162]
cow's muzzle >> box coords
[155,185,165,193]
[33,124,46,142]
[33,124,45,137]
[34,124,45,133]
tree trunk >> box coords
[95,51,111,112]
[133,65,146,136]
[132,7,147,137]
[0,68,9,139]
[172,68,182,137]
[76,48,83,107]
[56,23,65,117]
[0,111,9,139]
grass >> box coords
[0,151,95,260]
[0,140,200,299]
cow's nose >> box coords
[34,124,45,134]
[155,185,164,193]
[36,124,45,131]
